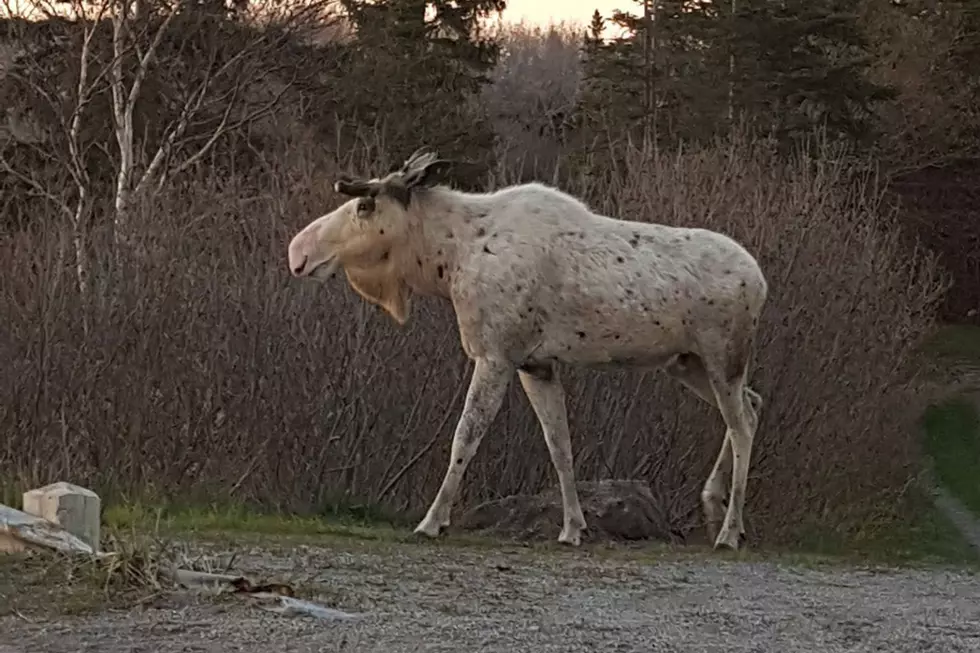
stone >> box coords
[21,482,101,552]
[457,479,676,544]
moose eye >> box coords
[356,197,375,217]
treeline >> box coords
[0,0,972,544]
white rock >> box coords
[22,482,101,552]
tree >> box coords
[335,0,507,160]
[573,0,894,152]
[1,0,332,293]
[860,0,980,172]
[729,0,896,147]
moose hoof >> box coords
[557,528,584,547]
[413,518,446,539]
[713,526,742,551]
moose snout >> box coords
[291,255,308,276]
[287,230,313,277]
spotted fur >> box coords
[288,148,768,549]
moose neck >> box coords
[399,186,489,299]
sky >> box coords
[502,0,631,27]
[2,0,638,27]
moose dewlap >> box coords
[288,148,767,550]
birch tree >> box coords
[0,0,113,299]
[2,0,336,279]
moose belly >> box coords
[527,312,693,372]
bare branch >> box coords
[0,152,73,219]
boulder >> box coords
[458,479,674,544]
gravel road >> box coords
[3,537,979,653]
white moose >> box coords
[287,148,768,550]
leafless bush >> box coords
[0,16,950,547]
[481,20,583,181]
[0,118,946,545]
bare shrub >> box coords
[0,13,951,548]
[481,20,583,181]
[0,118,945,545]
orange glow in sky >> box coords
[2,0,638,29]
[502,0,631,27]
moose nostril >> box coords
[292,256,307,276]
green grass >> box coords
[791,489,979,568]
[95,496,980,570]
[920,323,980,363]
[923,397,980,517]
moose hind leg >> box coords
[518,364,587,546]
[666,354,732,543]
[414,358,512,538]
[703,368,756,551]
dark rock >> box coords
[457,479,674,544]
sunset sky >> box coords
[3,0,639,26]
[502,0,631,27]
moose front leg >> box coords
[414,358,513,538]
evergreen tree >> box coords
[574,0,894,151]
[336,0,506,159]
[729,0,896,146]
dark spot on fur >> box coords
[740,280,747,288]
[519,361,554,382]
[437,265,444,278]
[417,258,423,267]
[576,331,586,339]
[625,289,634,297]
[707,299,715,306]
[613,334,621,340]
[484,245,494,255]
[629,233,640,248]
[381,250,390,261]
[515,284,522,292]
[724,269,732,275]
[456,458,463,465]
[616,256,624,263]
[379,228,385,235]
[684,235,691,241]
[447,232,454,239]
[477,227,486,237]
[654,320,661,326]
[437,249,443,256]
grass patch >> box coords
[923,397,980,517]
[790,488,979,568]
[101,501,504,551]
[101,495,979,570]
[921,323,980,364]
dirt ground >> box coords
[2,535,979,653]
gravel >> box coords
[3,538,980,653]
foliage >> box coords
[575,0,894,150]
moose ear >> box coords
[403,160,454,189]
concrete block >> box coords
[22,482,101,552]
